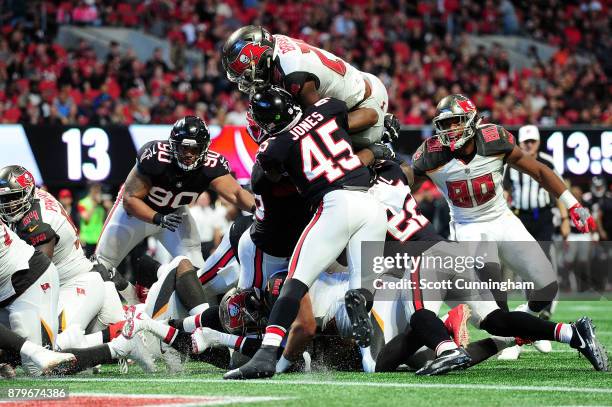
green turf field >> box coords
[1,300,611,406]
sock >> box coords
[182,315,200,333]
[0,325,26,353]
[175,268,207,312]
[480,309,558,341]
[435,340,458,357]
[170,332,193,355]
[465,338,506,366]
[262,279,308,346]
[554,323,574,344]
[64,345,113,374]
[189,303,208,316]
[240,337,263,358]
[375,330,424,372]
[276,355,293,373]
[410,309,453,352]
[101,321,126,343]
[147,319,179,345]
[82,331,104,347]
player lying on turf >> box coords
[94,116,255,313]
[0,166,126,352]
[222,26,399,165]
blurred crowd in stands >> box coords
[0,0,609,126]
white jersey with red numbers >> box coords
[272,35,367,110]
[13,189,92,284]
[0,223,34,301]
[412,124,516,223]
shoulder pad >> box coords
[137,140,170,176]
[475,124,515,156]
[412,137,452,174]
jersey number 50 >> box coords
[446,173,496,208]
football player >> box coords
[95,116,256,316]
[0,166,125,345]
[368,158,608,374]
[223,87,387,380]
[0,221,60,375]
[222,26,397,164]
[410,94,594,318]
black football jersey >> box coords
[136,141,230,214]
[373,160,442,243]
[255,97,371,207]
[251,172,311,257]
[412,124,516,176]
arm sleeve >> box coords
[18,220,57,247]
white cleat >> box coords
[20,342,76,376]
[497,344,522,360]
[109,333,156,373]
[533,340,552,353]
[191,327,223,354]
[122,306,152,339]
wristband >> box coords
[559,190,579,209]
[153,212,163,225]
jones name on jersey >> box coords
[412,124,516,223]
[137,140,230,214]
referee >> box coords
[504,125,570,241]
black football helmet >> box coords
[222,26,275,93]
[0,165,36,223]
[249,86,302,136]
[219,287,266,336]
[169,116,211,171]
[432,94,481,151]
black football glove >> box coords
[381,113,400,143]
[369,142,396,161]
[153,212,182,232]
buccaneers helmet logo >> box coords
[228,43,271,75]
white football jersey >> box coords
[413,124,516,223]
[273,35,366,109]
[0,223,34,302]
[14,190,92,284]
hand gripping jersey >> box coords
[136,141,230,214]
[0,223,35,302]
[272,35,367,109]
[12,189,91,284]
[370,160,439,242]
[412,124,516,223]
[255,97,371,207]
[251,173,311,258]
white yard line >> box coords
[24,377,612,394]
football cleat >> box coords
[497,344,522,360]
[192,327,223,354]
[109,333,156,373]
[0,363,16,379]
[415,347,472,376]
[442,304,471,347]
[20,344,76,376]
[223,345,277,380]
[344,289,373,348]
[570,317,609,371]
[122,306,151,339]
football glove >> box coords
[369,142,396,161]
[153,212,182,232]
[382,113,400,143]
[569,204,596,233]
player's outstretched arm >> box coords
[210,174,256,213]
[507,145,595,232]
[122,165,157,223]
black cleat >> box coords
[415,347,472,376]
[345,289,373,348]
[223,345,277,380]
[570,317,609,371]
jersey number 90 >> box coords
[148,188,199,209]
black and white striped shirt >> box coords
[503,152,558,210]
